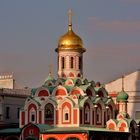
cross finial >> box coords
[122,75,125,91]
[68,9,72,31]
[48,64,52,74]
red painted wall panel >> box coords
[73,109,77,124]
[21,111,25,125]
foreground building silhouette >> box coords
[0,73,30,130]
[0,10,140,140]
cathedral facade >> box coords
[0,11,139,140]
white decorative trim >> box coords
[29,108,36,123]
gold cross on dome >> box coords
[68,9,72,26]
[48,64,52,74]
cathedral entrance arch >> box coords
[45,103,54,125]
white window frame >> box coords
[30,108,36,123]
[63,106,69,122]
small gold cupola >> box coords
[55,9,86,53]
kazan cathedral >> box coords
[0,11,140,140]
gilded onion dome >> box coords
[55,10,86,53]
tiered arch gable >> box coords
[117,119,130,132]
[44,80,54,87]
[70,86,85,96]
[117,112,129,121]
[27,102,38,123]
[65,79,74,86]
[93,97,106,110]
[24,97,40,110]
[86,86,96,97]
[69,72,75,77]
[105,97,115,108]
[52,85,68,96]
[38,89,49,97]
[35,87,50,97]
[95,87,108,98]
[106,119,117,130]
[59,98,75,124]
[55,78,65,86]
[58,97,75,108]
[79,97,93,108]
[41,98,57,109]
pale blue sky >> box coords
[0,0,140,87]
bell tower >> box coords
[55,10,86,79]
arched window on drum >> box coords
[70,57,74,69]
[62,57,65,69]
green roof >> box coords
[117,90,128,102]
[44,73,55,82]
[34,124,53,133]
[0,128,21,134]
[94,87,102,92]
[42,126,128,134]
[31,88,37,95]
[64,85,73,93]
[47,86,56,93]
[105,98,112,105]
[30,96,41,106]
[79,84,89,92]
[93,97,101,104]
[79,96,89,107]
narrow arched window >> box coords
[107,107,112,120]
[84,103,90,123]
[70,57,74,68]
[62,57,65,69]
[63,106,69,122]
[85,106,90,122]
[31,114,35,122]
[30,109,36,123]
[96,107,102,123]
[65,113,69,120]
[45,103,54,124]
[79,57,82,69]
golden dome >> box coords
[55,10,86,53]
